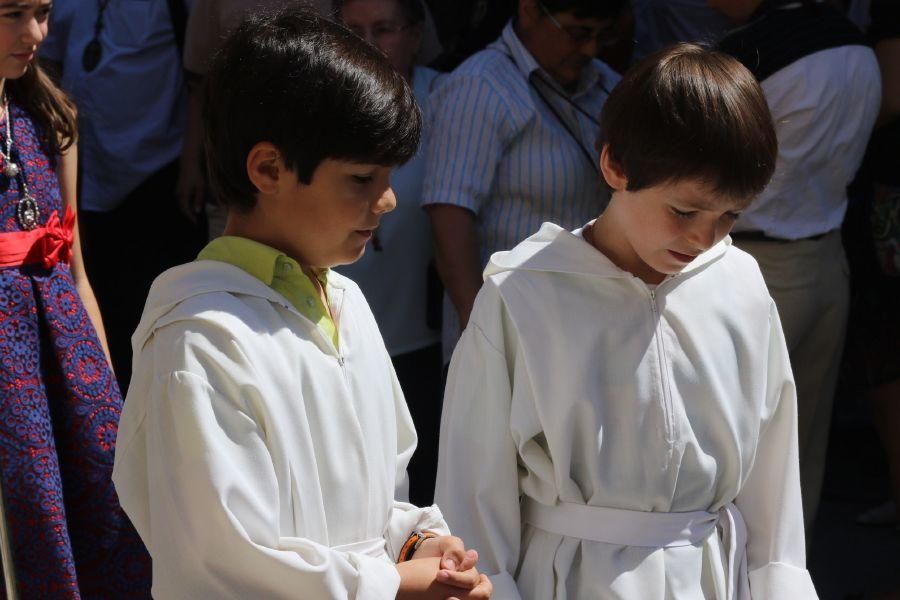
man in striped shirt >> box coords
[422,0,625,362]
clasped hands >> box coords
[396,535,493,599]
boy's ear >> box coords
[599,144,628,192]
[246,142,282,195]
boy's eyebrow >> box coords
[674,194,750,212]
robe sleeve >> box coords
[114,327,401,600]
[435,283,524,599]
[735,301,818,598]
[385,362,451,560]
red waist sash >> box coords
[0,207,75,269]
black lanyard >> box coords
[529,71,608,168]
[491,48,609,169]
[82,0,110,72]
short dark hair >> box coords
[538,0,627,21]
[204,5,422,211]
[334,0,426,25]
[598,43,778,199]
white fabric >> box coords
[523,500,750,600]
[733,45,881,239]
[336,66,441,356]
[113,260,449,599]
[523,498,718,548]
[436,222,817,599]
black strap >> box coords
[166,0,189,58]
[488,48,603,168]
[528,78,597,168]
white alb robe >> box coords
[113,261,449,599]
[435,223,817,599]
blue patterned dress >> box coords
[0,102,151,597]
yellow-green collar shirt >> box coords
[197,236,339,349]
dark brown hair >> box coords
[8,63,78,155]
[598,43,778,199]
[204,5,421,212]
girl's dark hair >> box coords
[8,63,78,155]
[599,43,778,199]
[333,0,426,24]
[204,5,421,211]
[538,0,627,20]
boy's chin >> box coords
[332,247,368,267]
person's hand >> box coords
[438,569,492,599]
[414,535,478,573]
[395,557,492,599]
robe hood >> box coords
[484,222,732,281]
[131,260,328,353]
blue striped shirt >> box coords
[422,20,620,265]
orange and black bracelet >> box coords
[398,530,437,562]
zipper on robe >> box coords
[647,287,677,449]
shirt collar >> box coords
[498,20,605,99]
[196,236,329,289]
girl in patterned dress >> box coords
[0,1,150,597]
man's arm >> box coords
[426,204,483,331]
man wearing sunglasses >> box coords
[423,0,625,365]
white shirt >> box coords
[436,223,817,599]
[41,0,189,212]
[113,261,449,599]
[734,45,881,239]
[337,67,441,357]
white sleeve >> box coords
[115,329,401,600]
[435,285,524,599]
[385,362,451,559]
[735,302,818,599]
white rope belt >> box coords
[523,498,750,599]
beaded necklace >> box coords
[0,95,40,230]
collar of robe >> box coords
[484,221,730,283]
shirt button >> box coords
[306,297,315,308]
[283,263,293,271]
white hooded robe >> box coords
[435,223,817,600]
[113,260,449,599]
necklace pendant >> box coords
[3,161,19,178]
[16,193,39,230]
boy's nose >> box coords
[374,187,397,215]
[690,221,719,251]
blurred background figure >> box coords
[40,0,208,391]
[630,0,731,60]
[843,0,900,537]
[334,0,444,506]
[713,0,881,530]
[423,0,625,365]
[425,0,515,71]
